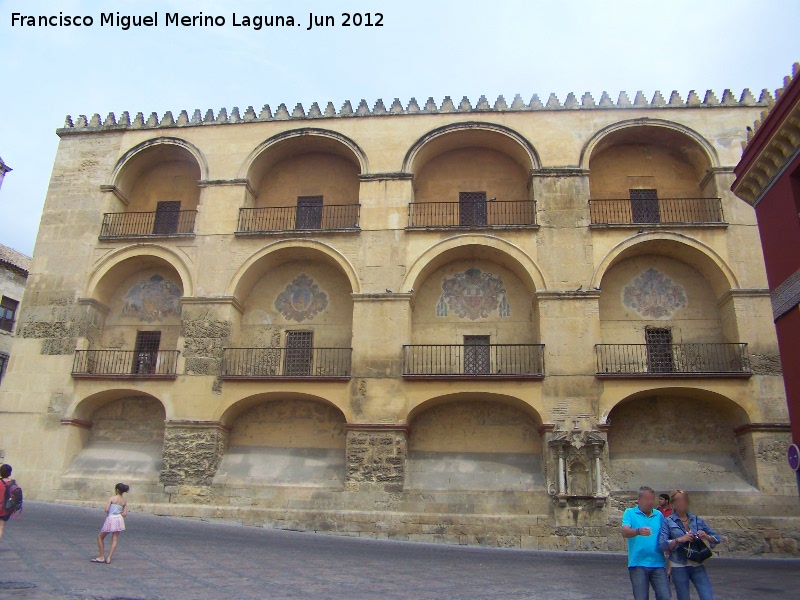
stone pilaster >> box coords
[735,423,795,494]
[75,297,109,350]
[344,424,409,492]
[160,421,230,487]
[179,298,240,377]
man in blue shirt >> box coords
[621,485,670,600]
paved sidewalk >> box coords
[0,502,798,599]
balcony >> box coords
[72,349,180,379]
[407,200,537,229]
[221,347,352,380]
[236,204,360,234]
[403,344,545,379]
[595,343,751,377]
[588,198,724,226]
[99,211,197,239]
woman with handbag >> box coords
[658,490,722,600]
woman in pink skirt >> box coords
[92,483,129,564]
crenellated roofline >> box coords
[57,88,774,136]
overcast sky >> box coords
[0,0,797,255]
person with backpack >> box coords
[92,483,129,564]
[0,463,23,540]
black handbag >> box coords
[681,516,713,563]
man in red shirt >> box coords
[657,493,673,517]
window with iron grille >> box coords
[629,189,660,224]
[0,296,19,333]
[133,331,161,374]
[296,196,323,230]
[152,201,181,234]
[459,192,488,227]
[464,335,490,375]
[0,352,8,383]
[645,328,674,373]
[284,330,314,376]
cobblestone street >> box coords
[0,502,797,599]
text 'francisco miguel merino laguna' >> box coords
[11,11,384,30]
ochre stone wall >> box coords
[345,428,407,491]
[607,394,753,492]
[409,400,540,454]
[89,396,166,443]
[125,157,200,212]
[228,399,346,448]
[589,140,707,199]
[599,254,725,344]
[411,259,537,345]
[414,147,530,203]
[239,260,353,349]
[2,98,797,556]
[100,267,183,352]
[254,153,360,208]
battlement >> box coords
[58,88,775,135]
[742,62,799,150]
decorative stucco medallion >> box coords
[122,274,182,322]
[622,268,687,319]
[437,267,509,320]
[274,274,328,322]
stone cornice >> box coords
[733,422,791,436]
[181,295,245,314]
[531,168,590,178]
[715,288,771,308]
[344,423,410,434]
[536,290,601,300]
[358,172,413,182]
[56,88,771,136]
[61,418,93,429]
[99,184,131,206]
[76,297,110,315]
[351,292,413,302]
[197,178,257,198]
[699,166,736,190]
[164,420,232,432]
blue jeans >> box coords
[671,565,713,600]
[629,566,671,600]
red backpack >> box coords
[1,479,23,517]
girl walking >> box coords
[92,483,129,564]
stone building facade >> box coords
[1,88,798,555]
[0,244,30,387]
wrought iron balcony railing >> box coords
[595,343,751,376]
[221,347,352,379]
[237,204,360,233]
[72,349,180,377]
[408,200,537,228]
[588,198,724,225]
[99,211,197,238]
[403,344,545,378]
